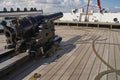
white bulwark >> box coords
[60,12,120,23]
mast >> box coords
[85,0,90,22]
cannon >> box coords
[1,12,63,58]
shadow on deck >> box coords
[2,35,82,80]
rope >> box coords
[58,28,120,80]
[92,36,120,80]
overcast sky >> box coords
[0,0,120,13]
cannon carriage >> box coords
[1,12,63,58]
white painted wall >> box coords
[60,12,120,23]
[91,13,120,23]
[60,13,80,21]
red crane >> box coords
[84,0,102,22]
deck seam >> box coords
[77,28,100,80]
[88,29,106,80]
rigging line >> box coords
[85,0,90,22]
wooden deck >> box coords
[0,26,120,80]
[22,26,120,80]
[0,35,6,53]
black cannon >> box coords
[1,12,63,58]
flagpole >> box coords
[85,0,90,22]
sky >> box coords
[0,0,120,13]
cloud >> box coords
[47,0,63,4]
[0,0,92,13]
[114,6,120,9]
[0,0,5,3]
[35,0,47,3]
[0,0,80,12]
[74,0,80,4]
[35,0,64,4]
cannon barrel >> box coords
[1,12,63,43]
[16,12,63,31]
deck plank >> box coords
[88,29,106,80]
[31,43,80,79]
[78,29,102,80]
[24,28,85,80]
[58,29,98,80]
[99,29,109,80]
[0,52,27,69]
[112,30,118,80]
[46,44,87,80]
[41,28,94,80]
[58,44,90,80]
[69,46,92,80]
[0,35,6,52]
[22,27,120,80]
[115,30,120,80]
[107,30,116,80]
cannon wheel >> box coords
[45,44,59,58]
[28,50,37,59]
[45,50,54,58]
